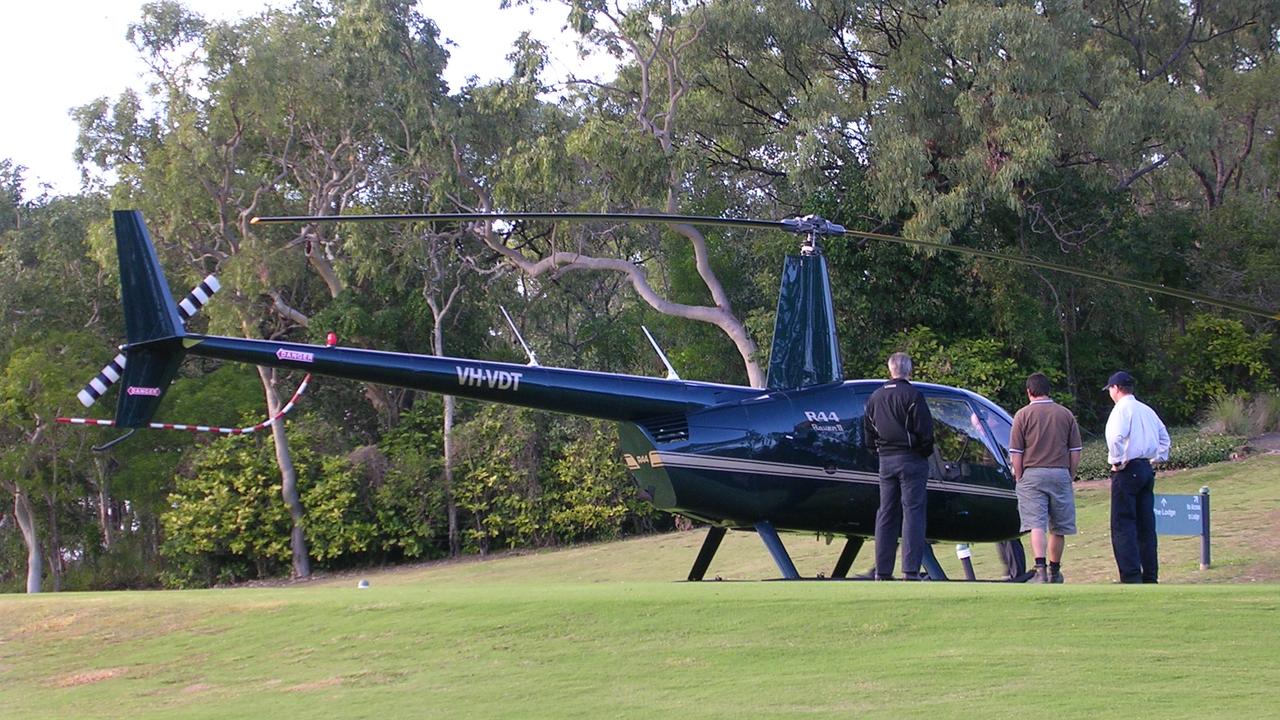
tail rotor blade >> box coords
[177,274,221,321]
[78,352,127,408]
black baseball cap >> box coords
[1103,371,1135,390]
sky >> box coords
[0,0,612,196]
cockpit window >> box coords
[926,395,1004,471]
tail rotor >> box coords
[76,274,221,408]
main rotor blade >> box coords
[837,228,1280,321]
[251,211,787,234]
[250,211,1278,321]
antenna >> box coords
[500,306,540,366]
[642,326,681,380]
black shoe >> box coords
[1028,566,1049,584]
[1049,568,1064,584]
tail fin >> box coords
[765,251,842,389]
[111,210,187,428]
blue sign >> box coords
[1154,494,1203,536]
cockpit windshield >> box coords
[969,399,1012,464]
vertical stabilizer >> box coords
[765,252,843,389]
[111,210,187,427]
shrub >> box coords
[1201,395,1251,436]
[540,421,661,544]
[160,428,381,588]
[1168,316,1274,420]
[1249,392,1280,434]
[62,534,162,591]
[1201,392,1280,437]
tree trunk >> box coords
[13,489,41,593]
[431,317,461,557]
[443,393,460,557]
[94,456,113,550]
[46,493,63,592]
[257,366,311,578]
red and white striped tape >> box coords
[58,374,312,436]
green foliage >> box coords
[160,440,293,586]
[450,409,664,554]
[540,420,659,542]
[1167,315,1275,421]
[1190,199,1280,316]
[301,454,377,562]
[160,427,379,587]
[452,405,543,554]
[60,534,163,591]
[882,326,1024,409]
[375,399,448,559]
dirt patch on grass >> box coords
[284,677,343,692]
[12,612,80,637]
[51,667,128,687]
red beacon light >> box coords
[326,332,338,347]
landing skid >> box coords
[686,527,1030,582]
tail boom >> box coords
[184,334,755,423]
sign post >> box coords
[1154,487,1211,570]
[1199,486,1211,571]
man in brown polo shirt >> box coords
[1009,372,1082,583]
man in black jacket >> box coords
[863,352,935,580]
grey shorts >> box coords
[1017,467,1077,535]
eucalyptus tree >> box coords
[0,160,26,234]
[1086,0,1280,210]
[0,194,113,592]
[448,1,770,386]
[77,2,315,578]
[862,0,1279,240]
[74,0,450,578]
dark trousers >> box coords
[875,453,929,578]
[1111,458,1158,583]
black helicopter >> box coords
[61,210,1278,582]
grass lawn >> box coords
[2,455,1277,719]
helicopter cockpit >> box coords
[923,393,1014,489]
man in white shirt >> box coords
[1103,371,1171,584]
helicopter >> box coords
[59,210,1278,582]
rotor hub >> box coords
[781,215,844,254]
